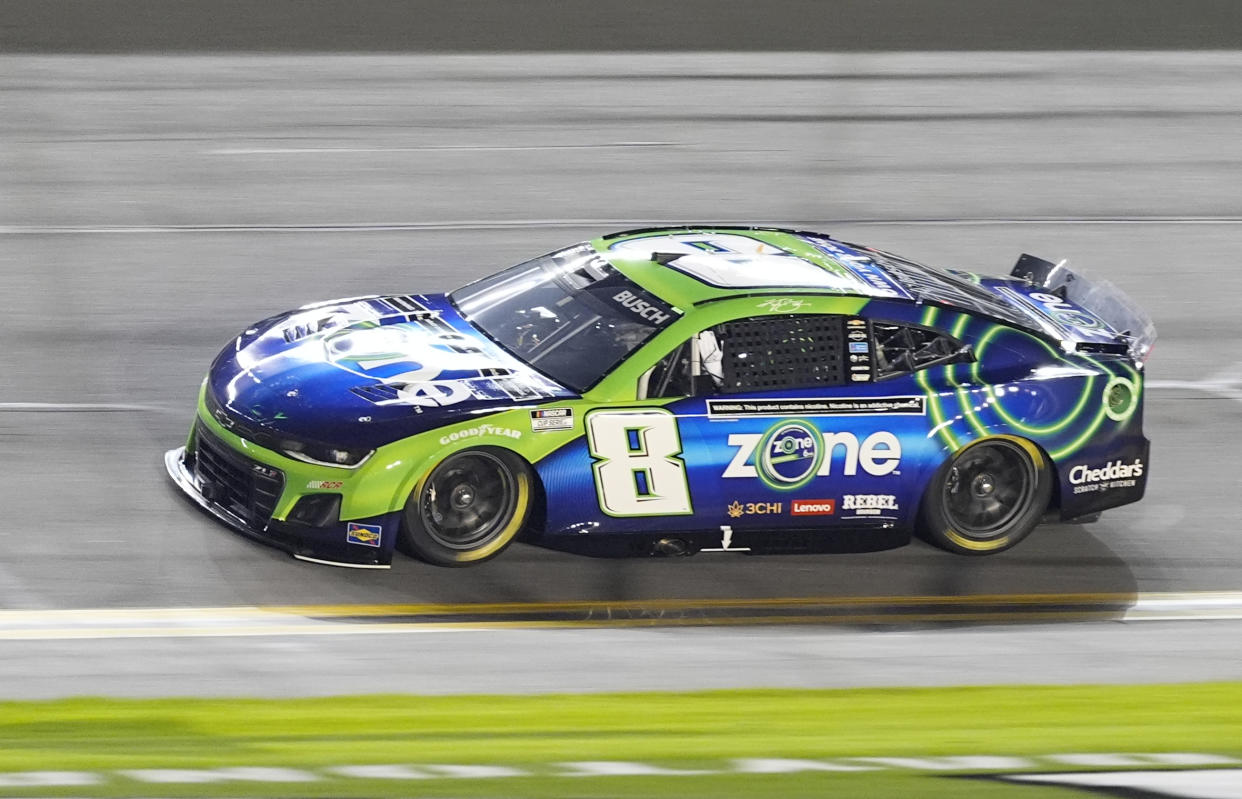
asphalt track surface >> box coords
[3,52,1242,696]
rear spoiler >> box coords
[1011,254,1157,363]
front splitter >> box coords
[164,447,391,570]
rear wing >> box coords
[1010,254,1157,364]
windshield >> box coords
[450,244,680,392]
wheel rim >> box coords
[942,440,1036,539]
[420,452,517,550]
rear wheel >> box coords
[400,448,533,567]
[918,436,1050,555]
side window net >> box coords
[718,315,845,393]
[873,322,969,379]
[645,340,694,399]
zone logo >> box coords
[724,429,901,480]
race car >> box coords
[165,226,1155,568]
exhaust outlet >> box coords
[654,537,690,557]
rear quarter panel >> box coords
[905,304,1148,519]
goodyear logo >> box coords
[346,522,382,547]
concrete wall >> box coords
[6,0,1242,53]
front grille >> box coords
[192,424,285,530]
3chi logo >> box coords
[756,421,824,491]
[727,500,782,517]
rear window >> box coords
[855,246,1038,331]
[872,322,971,380]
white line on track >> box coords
[1146,363,1242,402]
[209,141,679,154]
[2,592,1242,640]
[864,217,1242,226]
[6,217,1242,235]
[1009,769,1242,797]
[0,402,164,412]
[0,220,629,234]
[5,755,1240,787]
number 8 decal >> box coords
[585,409,693,517]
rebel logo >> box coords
[841,494,898,516]
[791,499,836,516]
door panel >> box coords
[534,309,952,539]
[667,385,936,532]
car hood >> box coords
[206,293,574,452]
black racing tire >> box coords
[400,447,533,567]
[918,436,1051,556]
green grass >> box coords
[1,683,1239,798]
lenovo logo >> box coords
[791,499,836,516]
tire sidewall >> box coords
[400,447,533,567]
[919,436,1051,555]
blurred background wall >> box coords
[5,0,1242,53]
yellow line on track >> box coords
[272,591,1142,616]
[0,591,1240,639]
[0,612,1124,640]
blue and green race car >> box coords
[166,226,1155,568]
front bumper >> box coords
[165,444,399,569]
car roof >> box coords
[591,225,1037,331]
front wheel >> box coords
[918,436,1051,555]
[400,448,533,567]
